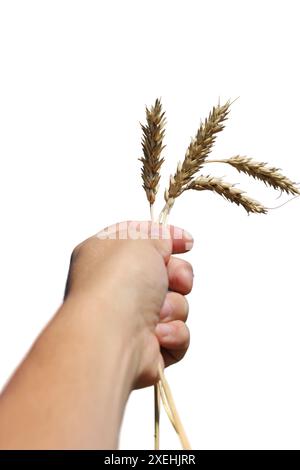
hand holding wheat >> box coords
[139,97,300,450]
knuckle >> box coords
[70,237,95,261]
[71,243,82,260]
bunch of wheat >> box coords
[139,98,300,450]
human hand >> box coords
[65,221,194,389]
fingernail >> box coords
[183,230,194,251]
[183,230,193,241]
[156,323,173,338]
[185,241,194,251]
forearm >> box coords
[0,293,137,449]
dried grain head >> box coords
[185,175,267,214]
[140,98,166,205]
[165,101,231,202]
[222,155,300,195]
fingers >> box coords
[167,257,194,294]
[160,292,189,323]
[158,293,190,367]
[155,320,190,367]
[159,257,192,366]
[95,221,194,262]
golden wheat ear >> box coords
[168,101,231,197]
[204,155,300,195]
[139,98,166,215]
[185,175,267,214]
[161,101,231,219]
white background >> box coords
[0,0,299,450]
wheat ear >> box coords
[140,98,189,450]
[185,175,267,214]
[140,97,166,218]
[206,156,300,195]
[160,101,231,220]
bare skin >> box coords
[0,221,194,449]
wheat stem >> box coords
[150,204,155,223]
[159,202,172,224]
[158,364,191,450]
[158,381,176,429]
[154,383,160,449]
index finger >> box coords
[95,220,194,260]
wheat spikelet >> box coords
[210,156,300,195]
[186,175,267,214]
[164,101,231,211]
[140,98,166,207]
